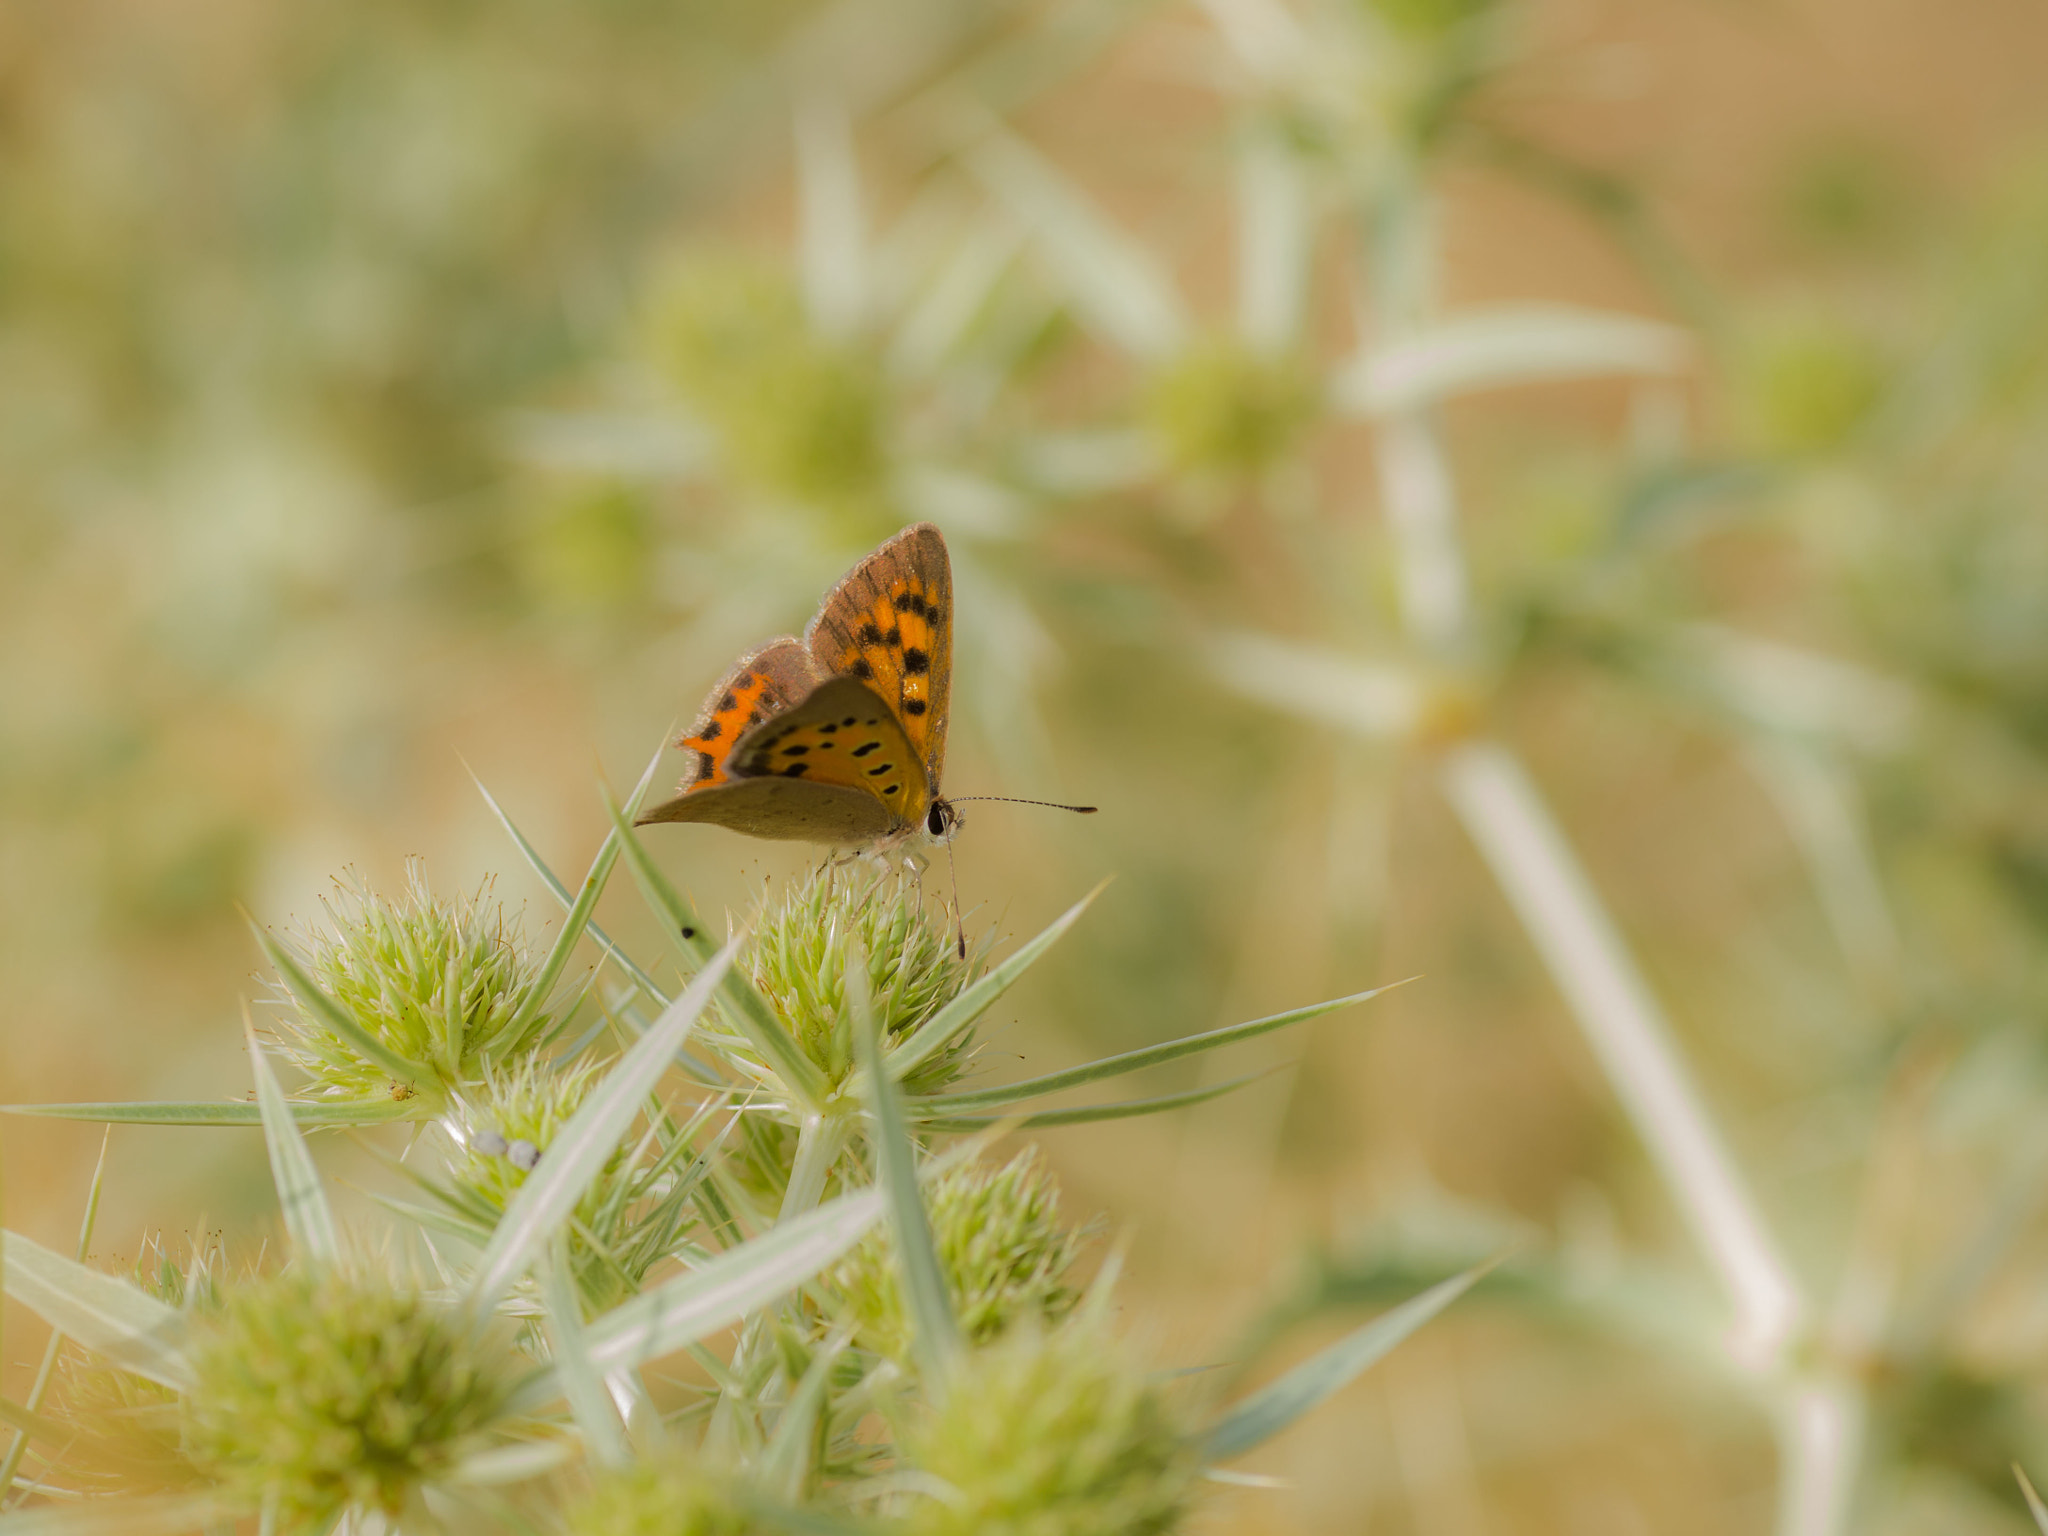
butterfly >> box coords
[638,523,964,850]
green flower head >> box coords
[648,255,886,510]
[828,1150,1084,1361]
[270,864,546,1106]
[1733,311,1889,459]
[566,1457,760,1536]
[182,1266,518,1527]
[732,869,974,1095]
[1144,336,1320,479]
[446,1058,697,1314]
[450,1055,602,1212]
[1363,0,1501,42]
[904,1313,1199,1536]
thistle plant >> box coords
[899,1305,1200,1536]
[266,865,550,1112]
[734,868,975,1095]
[1,764,1456,1533]
[181,1265,519,1525]
[404,1056,713,1317]
[825,1148,1083,1358]
[565,1456,757,1536]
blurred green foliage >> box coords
[1144,336,1321,480]
[651,257,890,512]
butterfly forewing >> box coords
[675,638,823,790]
[804,523,952,792]
[728,675,928,829]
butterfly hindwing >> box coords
[805,523,952,791]
[727,674,928,830]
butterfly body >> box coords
[640,525,959,851]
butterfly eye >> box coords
[926,801,954,840]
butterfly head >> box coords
[924,797,961,844]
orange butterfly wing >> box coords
[725,675,928,826]
[803,523,952,794]
[639,526,953,844]
[639,677,923,841]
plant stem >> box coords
[1366,177,1471,656]
[1376,410,1469,653]
[713,1112,853,1451]
[1439,743,1802,1359]
[1358,158,1857,1536]
[1777,1381,1864,1536]
[778,1113,850,1225]
[0,1130,110,1506]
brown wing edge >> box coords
[803,522,953,785]
[802,523,949,666]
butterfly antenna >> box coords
[944,834,966,960]
[946,796,1099,814]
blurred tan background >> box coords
[9,0,2048,1529]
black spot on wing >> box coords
[903,648,929,675]
[718,692,737,712]
[852,658,874,681]
[782,744,810,757]
[782,763,809,778]
[903,699,927,716]
[851,741,881,758]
